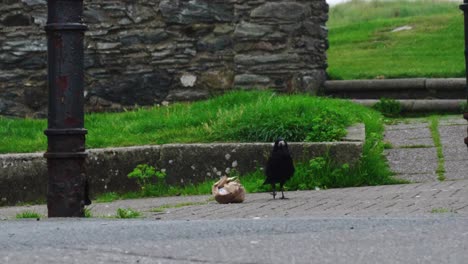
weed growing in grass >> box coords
[16,211,42,219]
[128,164,167,196]
[372,98,402,117]
[128,164,166,186]
[305,110,347,142]
[116,208,141,219]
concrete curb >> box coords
[324,78,466,100]
[0,125,365,206]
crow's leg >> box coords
[279,183,286,199]
[271,184,276,199]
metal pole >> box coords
[45,0,90,217]
[460,0,468,148]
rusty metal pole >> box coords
[461,0,468,148]
[45,0,90,217]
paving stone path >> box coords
[0,116,467,221]
[1,179,467,220]
[384,116,468,182]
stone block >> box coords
[91,71,172,105]
[384,148,438,174]
[197,35,233,52]
[120,29,168,46]
[199,70,235,90]
[166,89,210,101]
[22,0,46,6]
[251,2,311,21]
[234,74,271,87]
[233,22,274,39]
[1,13,31,26]
[234,54,300,65]
[160,0,234,24]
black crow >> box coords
[264,138,295,199]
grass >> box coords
[428,115,446,181]
[431,207,455,214]
[15,211,42,219]
[2,91,364,154]
[328,0,464,79]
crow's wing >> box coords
[264,151,294,184]
[264,153,277,185]
[280,153,295,183]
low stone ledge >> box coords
[325,78,466,99]
[325,78,426,92]
[0,127,364,206]
[353,99,466,113]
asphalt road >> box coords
[1,216,467,264]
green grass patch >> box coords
[115,208,141,219]
[328,0,464,79]
[1,91,367,154]
[428,115,446,181]
[431,207,455,214]
[15,211,42,219]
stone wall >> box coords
[0,0,329,118]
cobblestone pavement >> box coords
[1,116,467,221]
